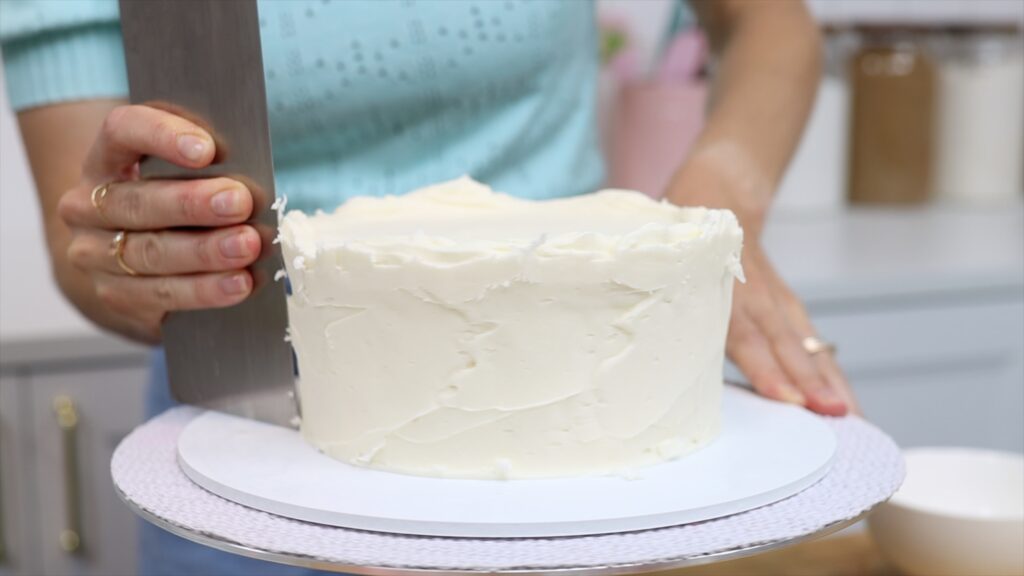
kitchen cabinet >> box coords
[29,366,147,576]
[767,206,1024,453]
[723,295,1024,453]
[0,339,148,576]
[0,373,39,576]
[816,297,1024,452]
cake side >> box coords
[281,177,744,479]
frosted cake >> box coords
[280,177,743,479]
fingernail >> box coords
[816,387,844,406]
[220,273,250,295]
[210,188,244,217]
[779,386,807,405]
[177,134,209,162]
[219,233,251,259]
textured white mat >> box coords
[112,407,903,573]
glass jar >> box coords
[931,28,1024,205]
[848,28,937,205]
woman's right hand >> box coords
[57,105,260,343]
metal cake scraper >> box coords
[120,0,299,428]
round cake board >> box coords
[176,385,836,538]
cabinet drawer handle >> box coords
[0,416,6,564]
[53,396,82,555]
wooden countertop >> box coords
[653,531,896,576]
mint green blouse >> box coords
[0,0,605,213]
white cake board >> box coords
[176,386,837,537]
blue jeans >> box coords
[141,349,334,576]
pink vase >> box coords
[608,82,708,198]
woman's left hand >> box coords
[667,145,858,417]
[726,237,857,416]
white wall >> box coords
[0,71,98,340]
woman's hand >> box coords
[667,145,858,416]
[55,105,260,343]
[727,239,857,416]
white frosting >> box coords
[280,177,743,479]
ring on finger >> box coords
[802,336,836,356]
[109,230,139,276]
[90,182,115,221]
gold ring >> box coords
[802,336,836,356]
[109,230,138,276]
[91,182,113,221]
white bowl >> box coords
[868,447,1024,576]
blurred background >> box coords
[1,1,1022,575]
